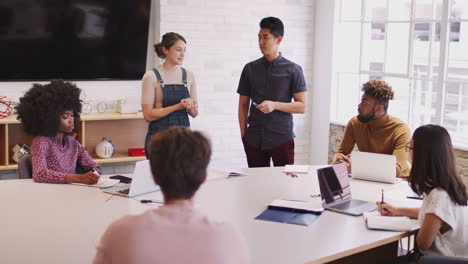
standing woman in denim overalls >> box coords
[141,32,198,157]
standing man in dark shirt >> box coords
[237,17,307,168]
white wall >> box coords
[310,0,336,164]
[159,0,315,167]
[1,0,317,169]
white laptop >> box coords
[351,151,397,184]
[103,160,160,197]
[317,163,377,216]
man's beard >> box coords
[357,110,376,123]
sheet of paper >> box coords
[284,165,309,173]
[207,168,248,181]
[72,178,120,188]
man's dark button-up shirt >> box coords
[237,54,306,150]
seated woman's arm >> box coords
[417,213,446,250]
[76,141,101,174]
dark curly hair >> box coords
[361,79,394,111]
[15,80,82,137]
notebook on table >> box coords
[103,160,160,197]
[317,163,377,216]
[351,151,397,184]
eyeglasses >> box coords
[405,143,414,152]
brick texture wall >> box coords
[329,123,468,187]
[159,0,315,168]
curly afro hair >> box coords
[15,80,82,137]
[362,79,394,111]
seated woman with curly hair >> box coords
[15,80,101,184]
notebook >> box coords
[351,151,397,184]
[317,163,377,216]
[72,178,120,188]
[363,211,420,231]
[103,160,160,197]
[283,165,309,174]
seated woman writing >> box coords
[377,124,467,261]
[16,80,100,184]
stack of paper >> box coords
[72,178,120,188]
[363,211,420,231]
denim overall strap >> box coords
[144,67,190,157]
[181,67,187,87]
[152,68,165,88]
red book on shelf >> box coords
[128,148,145,157]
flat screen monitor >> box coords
[0,0,151,81]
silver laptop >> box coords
[351,151,397,184]
[103,160,160,197]
[317,163,377,216]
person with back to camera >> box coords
[141,32,198,157]
[15,80,101,184]
[333,80,411,177]
[377,125,468,262]
[93,127,250,264]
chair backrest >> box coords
[17,154,32,179]
[418,256,468,264]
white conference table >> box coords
[0,166,420,264]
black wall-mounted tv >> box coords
[0,0,151,81]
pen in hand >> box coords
[379,189,389,215]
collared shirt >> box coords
[93,203,251,264]
[30,135,101,183]
[336,114,411,177]
[237,54,306,150]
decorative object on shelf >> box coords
[116,96,142,114]
[0,96,13,119]
[82,102,92,114]
[12,144,30,163]
[81,100,115,114]
[95,137,115,159]
[128,148,145,157]
[97,102,107,113]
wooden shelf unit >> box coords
[0,113,147,171]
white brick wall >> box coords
[0,0,315,176]
[159,0,315,168]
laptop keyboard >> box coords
[332,200,367,210]
[118,188,130,195]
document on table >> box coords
[268,199,324,213]
[72,178,120,188]
[256,198,323,226]
[363,211,420,231]
[283,165,309,173]
[207,168,248,181]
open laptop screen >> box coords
[317,163,352,207]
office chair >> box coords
[16,154,89,179]
[17,154,32,179]
[418,256,468,264]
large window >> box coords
[332,0,468,149]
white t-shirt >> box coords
[418,188,468,257]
